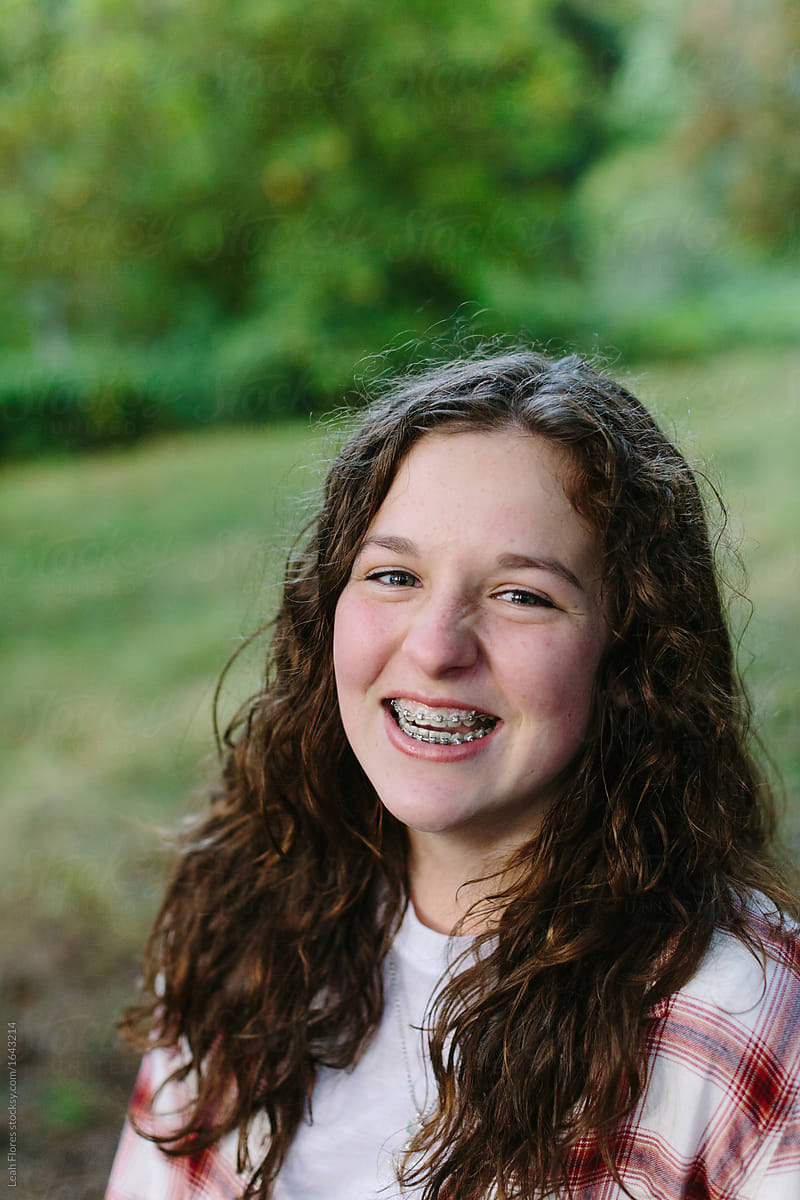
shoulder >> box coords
[642,907,800,1196]
[666,899,800,1018]
[659,900,800,1068]
[568,905,800,1198]
[105,1046,250,1200]
[657,904,799,1075]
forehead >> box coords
[383,427,578,510]
[369,428,599,566]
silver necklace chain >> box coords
[387,950,430,1140]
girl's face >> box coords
[333,428,609,855]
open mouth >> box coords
[387,699,499,745]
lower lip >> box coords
[382,703,500,762]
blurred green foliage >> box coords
[0,0,798,456]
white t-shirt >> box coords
[275,903,470,1200]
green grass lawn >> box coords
[3,420,331,934]
[1,347,798,1194]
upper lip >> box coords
[383,693,500,719]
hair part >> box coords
[120,348,798,1198]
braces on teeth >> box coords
[389,700,497,745]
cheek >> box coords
[559,641,606,731]
[332,591,392,698]
[332,595,359,700]
[515,632,605,725]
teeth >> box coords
[393,699,480,725]
[389,699,498,745]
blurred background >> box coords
[1,0,798,1194]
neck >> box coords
[406,831,511,935]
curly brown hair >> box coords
[120,349,797,1198]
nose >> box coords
[402,592,479,676]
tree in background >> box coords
[573,0,800,355]
[675,0,800,249]
[0,0,628,440]
[0,0,798,451]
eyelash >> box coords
[494,588,555,609]
[365,569,419,588]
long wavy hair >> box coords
[120,349,797,1198]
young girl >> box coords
[106,350,800,1199]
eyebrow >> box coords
[357,536,585,592]
[495,552,584,593]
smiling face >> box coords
[332,427,609,863]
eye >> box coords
[494,587,555,609]
[365,569,420,588]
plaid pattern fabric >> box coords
[106,915,800,1200]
